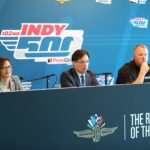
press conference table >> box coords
[0,84,150,150]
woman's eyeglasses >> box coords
[0,65,12,70]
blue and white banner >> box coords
[0,0,149,89]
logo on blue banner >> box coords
[73,114,118,142]
[129,0,147,4]
[55,0,70,4]
[0,23,84,65]
[96,0,112,4]
[130,18,148,28]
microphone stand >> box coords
[104,73,113,85]
[45,75,51,89]
[104,73,109,85]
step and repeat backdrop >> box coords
[0,0,149,89]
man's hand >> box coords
[140,62,149,75]
[133,62,149,84]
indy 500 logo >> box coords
[0,23,84,64]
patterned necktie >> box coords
[81,75,85,86]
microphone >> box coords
[20,74,57,89]
[19,76,24,80]
[39,74,56,80]
[96,72,113,76]
[20,74,56,82]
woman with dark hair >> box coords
[0,57,24,92]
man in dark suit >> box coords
[60,50,99,88]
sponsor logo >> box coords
[0,23,84,64]
[96,0,112,4]
[73,114,118,142]
[55,0,70,4]
[129,0,147,4]
[130,18,148,28]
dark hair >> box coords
[0,57,11,69]
[71,50,90,61]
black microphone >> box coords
[96,72,113,76]
[19,76,24,80]
[39,74,56,80]
[19,74,56,82]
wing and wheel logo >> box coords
[73,114,118,142]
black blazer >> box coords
[60,68,99,88]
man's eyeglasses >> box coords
[76,61,89,64]
[0,65,12,70]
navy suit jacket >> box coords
[60,68,99,88]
